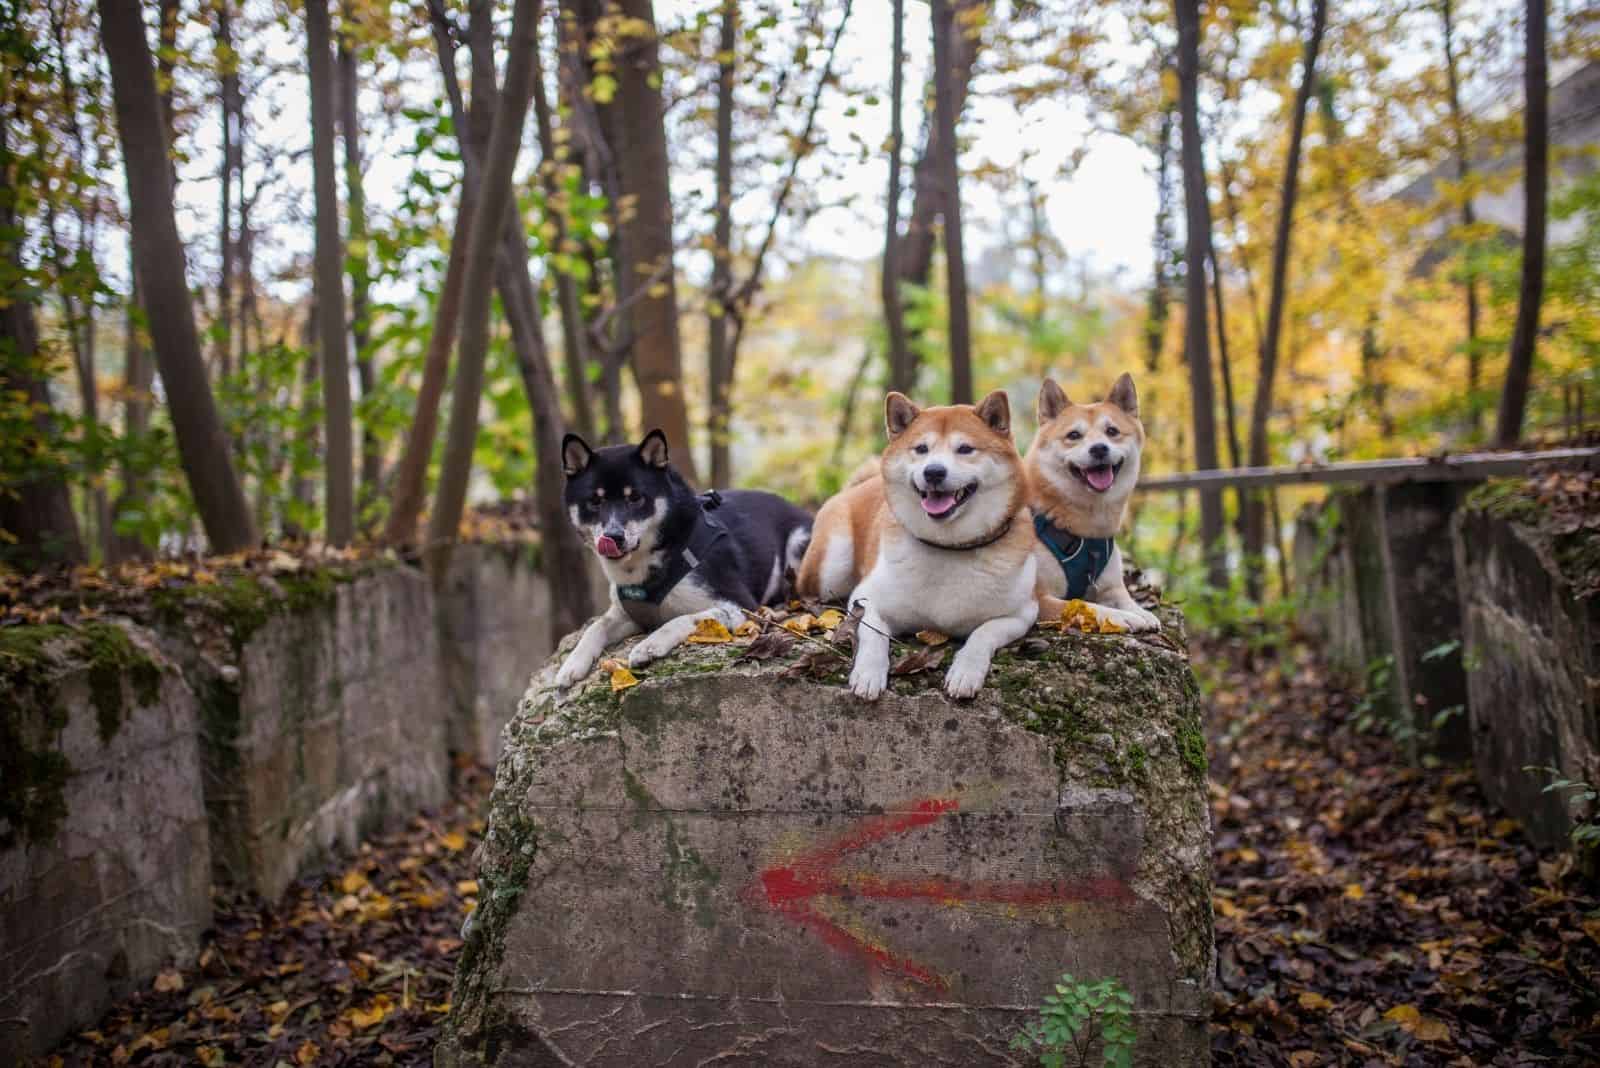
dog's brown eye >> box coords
[1106,426,1120,438]
[1066,430,1082,441]
[914,444,929,455]
[956,444,975,455]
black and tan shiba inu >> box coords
[796,391,1039,701]
[1024,373,1159,632]
[553,430,812,688]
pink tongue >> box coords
[1085,465,1116,492]
[596,535,624,559]
[921,492,957,516]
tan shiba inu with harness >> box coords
[1025,373,1159,632]
[796,390,1039,700]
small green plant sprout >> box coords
[1420,639,1461,664]
[1524,765,1600,850]
[1010,972,1136,1068]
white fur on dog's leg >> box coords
[556,606,641,689]
[848,602,891,701]
[628,602,743,668]
[1085,547,1160,634]
[944,601,1038,699]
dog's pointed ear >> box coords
[885,392,921,439]
[976,389,1011,437]
[637,429,671,469]
[1106,372,1138,417]
[561,434,594,477]
[1037,378,1069,423]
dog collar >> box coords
[617,492,728,612]
[913,516,1015,553]
[1033,514,1113,600]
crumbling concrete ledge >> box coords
[438,608,1214,1067]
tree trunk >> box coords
[99,0,256,553]
[883,0,913,395]
[930,0,972,404]
[1209,246,1247,540]
[338,23,382,518]
[1145,107,1176,373]
[606,0,697,483]
[307,0,354,545]
[530,11,596,442]
[217,0,237,379]
[706,0,736,488]
[422,0,538,573]
[1243,0,1326,597]
[1439,0,1482,435]
[1495,0,1546,446]
[1175,0,1226,587]
[112,250,153,562]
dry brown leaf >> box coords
[781,613,816,636]
[739,631,795,661]
[915,629,950,647]
[152,969,183,993]
[733,619,761,638]
[890,647,944,676]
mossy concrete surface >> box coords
[440,611,1213,1067]
[0,623,210,1062]
[1454,487,1600,849]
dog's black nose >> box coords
[923,464,947,485]
[1089,443,1110,461]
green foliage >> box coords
[1010,973,1136,1068]
[1525,765,1600,852]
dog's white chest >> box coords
[859,532,1035,637]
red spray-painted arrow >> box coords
[744,796,1134,990]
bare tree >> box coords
[1439,0,1482,432]
[707,0,736,487]
[338,14,381,514]
[930,0,972,404]
[1243,0,1327,596]
[421,0,535,576]
[1495,0,1546,446]
[216,0,240,379]
[1175,0,1225,586]
[306,0,354,544]
[883,0,912,394]
[610,0,698,484]
[99,0,256,552]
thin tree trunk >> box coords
[1210,247,1248,569]
[338,23,381,517]
[883,0,912,394]
[604,0,697,483]
[289,304,321,538]
[424,0,555,592]
[307,0,354,545]
[707,0,736,487]
[1175,0,1226,587]
[1495,0,1546,446]
[530,9,596,441]
[99,0,256,552]
[385,2,482,546]
[930,0,972,405]
[1145,107,1176,373]
[1440,0,1482,435]
[112,249,153,561]
[1244,0,1326,596]
[217,0,236,380]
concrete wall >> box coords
[0,627,211,1062]
[1293,484,1472,759]
[0,547,560,1057]
[1453,504,1600,849]
[441,615,1215,1067]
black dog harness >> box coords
[1033,514,1114,600]
[616,491,728,623]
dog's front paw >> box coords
[1105,606,1159,633]
[943,647,991,700]
[554,653,594,690]
[628,636,676,669]
[848,649,889,701]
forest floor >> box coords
[42,636,1600,1067]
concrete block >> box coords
[0,624,210,1060]
[1453,493,1600,849]
[440,618,1214,1067]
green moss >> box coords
[1178,722,1207,778]
[0,621,164,847]
[1466,477,1600,597]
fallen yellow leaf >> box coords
[196,1045,225,1067]
[1298,991,1334,1012]
[456,879,479,896]
[599,657,627,673]
[294,1040,321,1066]
[610,666,640,691]
[685,618,733,643]
[1384,1004,1421,1027]
[344,994,394,1031]
[915,630,950,647]
[733,620,760,638]
[1343,883,1365,900]
[152,969,183,993]
[339,869,368,894]
[1413,1017,1451,1043]
[439,830,468,852]
[816,608,845,631]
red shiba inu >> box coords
[796,390,1039,700]
[1024,373,1159,632]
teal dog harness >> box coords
[1033,514,1113,600]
